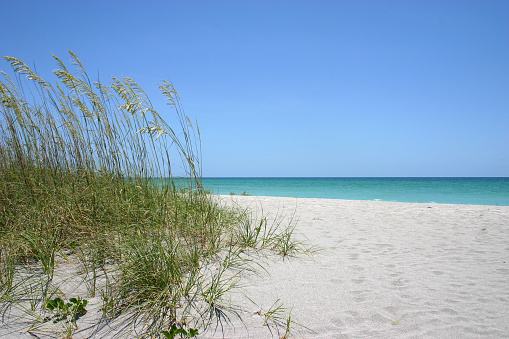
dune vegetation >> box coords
[0,52,303,338]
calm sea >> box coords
[196,177,509,206]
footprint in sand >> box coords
[350,278,365,284]
[353,296,367,302]
[349,265,365,272]
[331,317,344,327]
[391,279,405,287]
[349,253,360,260]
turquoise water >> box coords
[196,177,509,206]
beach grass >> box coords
[0,52,303,338]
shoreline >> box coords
[216,193,509,208]
[206,195,509,338]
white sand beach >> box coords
[203,195,509,338]
[2,196,508,338]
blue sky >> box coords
[2,0,508,177]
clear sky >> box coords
[2,0,508,177]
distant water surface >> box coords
[194,177,509,206]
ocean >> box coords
[195,177,509,206]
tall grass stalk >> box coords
[0,52,305,337]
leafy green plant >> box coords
[161,325,199,338]
[45,297,88,327]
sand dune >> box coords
[2,196,508,338]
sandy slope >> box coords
[2,196,508,338]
